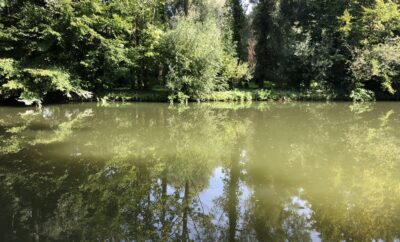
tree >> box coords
[161,2,250,101]
[228,0,248,61]
[339,0,400,99]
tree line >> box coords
[0,0,399,104]
[252,0,400,101]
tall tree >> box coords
[228,0,248,60]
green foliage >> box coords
[221,56,252,87]
[162,10,251,100]
[339,0,400,99]
[168,91,190,104]
[104,89,169,102]
[203,87,338,102]
[350,87,376,102]
[1,0,399,103]
[360,0,400,45]
[205,90,253,102]
[252,0,400,101]
[0,0,254,104]
[162,16,225,99]
[351,38,400,95]
[254,89,272,101]
[226,0,249,61]
[0,58,17,77]
[0,58,91,105]
[0,0,170,104]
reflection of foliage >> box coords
[315,109,400,240]
[241,103,400,241]
[0,108,93,155]
[0,103,252,241]
[2,103,400,240]
[32,109,93,145]
[0,110,39,154]
[349,102,375,114]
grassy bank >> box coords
[203,89,340,102]
[102,88,342,103]
[100,89,169,102]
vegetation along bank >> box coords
[0,0,400,105]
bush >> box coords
[161,16,225,99]
[161,12,251,100]
[204,90,253,102]
[104,89,169,102]
[351,38,400,96]
[168,92,190,104]
[350,87,376,102]
[255,89,272,101]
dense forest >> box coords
[0,0,399,105]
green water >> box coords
[1,102,400,241]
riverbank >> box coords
[101,88,343,103]
[2,88,399,106]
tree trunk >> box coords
[181,180,190,241]
[161,173,169,241]
[228,148,240,242]
[183,0,189,16]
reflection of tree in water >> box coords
[240,103,400,241]
[0,103,251,241]
[163,105,252,241]
[308,107,400,241]
[0,107,95,241]
[2,103,400,241]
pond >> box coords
[1,102,400,241]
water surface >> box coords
[1,102,400,241]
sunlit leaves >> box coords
[351,37,400,95]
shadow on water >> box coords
[1,102,400,241]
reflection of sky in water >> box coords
[287,189,321,242]
[199,167,251,232]
[198,167,225,213]
[164,167,250,239]
[199,169,322,241]
[169,149,323,240]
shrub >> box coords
[161,12,251,100]
[255,89,272,101]
[350,87,376,102]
